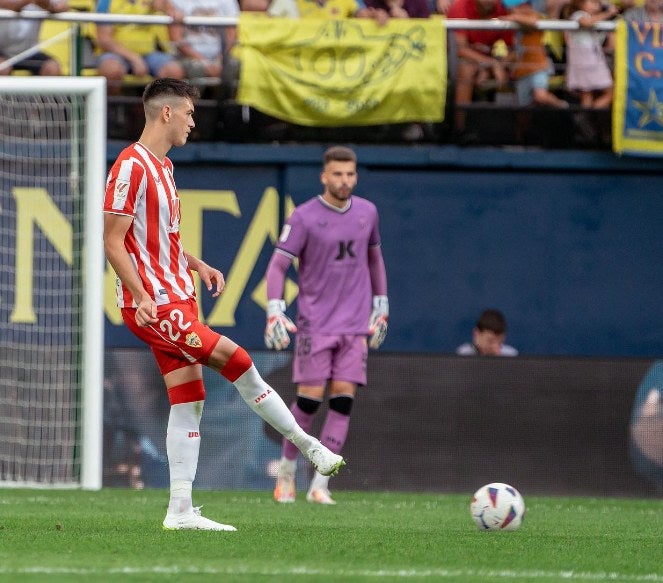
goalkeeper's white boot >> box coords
[306,487,337,505]
[304,441,345,477]
[162,507,237,531]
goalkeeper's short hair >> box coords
[323,145,357,166]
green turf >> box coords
[0,489,661,582]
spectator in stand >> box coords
[563,0,617,109]
[623,0,663,21]
[168,0,239,81]
[293,0,391,20]
[500,0,568,108]
[456,309,518,356]
[542,0,570,17]
[433,0,453,13]
[263,0,299,15]
[95,0,186,95]
[239,0,392,20]
[238,0,270,10]
[446,0,515,143]
[0,0,69,76]
[365,0,431,17]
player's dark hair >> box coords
[476,309,507,334]
[323,145,357,166]
[142,78,200,104]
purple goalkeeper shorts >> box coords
[293,333,368,386]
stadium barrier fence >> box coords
[105,347,663,497]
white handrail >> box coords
[0,9,618,30]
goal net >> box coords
[0,77,106,489]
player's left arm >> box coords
[185,252,225,298]
[368,244,388,349]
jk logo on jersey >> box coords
[335,240,356,260]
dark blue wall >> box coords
[106,142,663,357]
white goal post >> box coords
[0,77,106,490]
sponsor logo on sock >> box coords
[188,431,200,438]
[254,389,272,404]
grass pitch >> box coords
[0,489,662,582]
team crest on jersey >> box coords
[185,332,202,348]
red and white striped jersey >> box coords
[103,142,196,308]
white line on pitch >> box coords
[0,567,662,580]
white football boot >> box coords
[304,441,345,477]
[162,507,237,531]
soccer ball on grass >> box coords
[470,482,525,531]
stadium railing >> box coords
[0,9,620,148]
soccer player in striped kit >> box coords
[103,78,344,531]
[265,146,389,505]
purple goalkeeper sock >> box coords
[320,410,350,454]
[282,403,315,460]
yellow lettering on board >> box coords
[179,189,242,323]
[10,187,72,323]
[206,187,279,327]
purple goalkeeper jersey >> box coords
[276,195,381,335]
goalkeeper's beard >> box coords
[327,185,352,203]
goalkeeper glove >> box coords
[368,295,389,349]
[264,299,297,350]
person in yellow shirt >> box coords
[95,0,185,94]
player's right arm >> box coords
[103,213,157,326]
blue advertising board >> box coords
[5,142,663,357]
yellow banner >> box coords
[234,15,446,127]
[613,19,663,156]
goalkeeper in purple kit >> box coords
[264,145,389,505]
